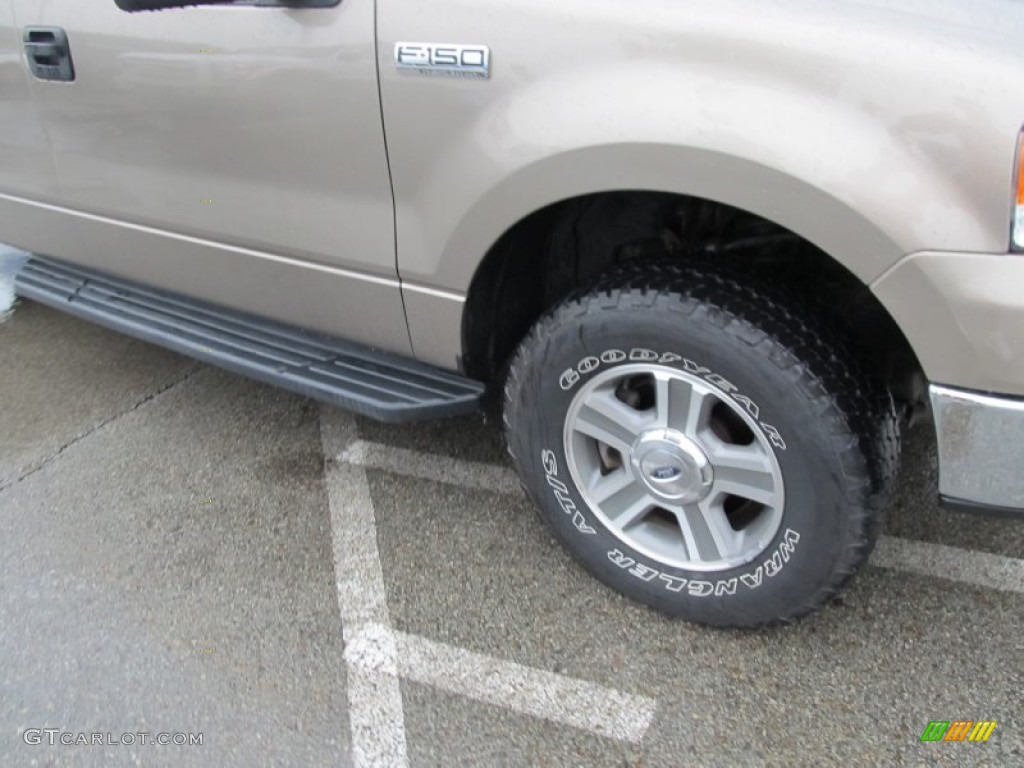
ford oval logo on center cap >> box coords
[650,465,683,482]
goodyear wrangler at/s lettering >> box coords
[504,263,899,627]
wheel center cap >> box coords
[631,429,714,504]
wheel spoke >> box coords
[588,388,652,435]
[573,390,647,453]
[656,375,714,435]
[587,467,635,504]
[681,500,743,562]
[671,504,704,562]
[706,441,779,506]
[655,374,671,430]
[600,480,656,529]
[700,498,745,560]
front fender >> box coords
[379,0,1024,368]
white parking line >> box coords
[339,439,521,496]
[872,536,1024,595]
[322,414,410,768]
[347,623,655,744]
[341,438,1024,596]
[322,415,658,767]
[0,246,30,321]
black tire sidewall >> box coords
[509,300,862,626]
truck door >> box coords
[9,0,409,354]
[0,2,64,255]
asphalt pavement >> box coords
[1,300,1021,767]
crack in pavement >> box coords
[0,363,205,495]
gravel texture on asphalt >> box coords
[2,303,1021,767]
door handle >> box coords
[23,27,75,82]
[26,42,63,59]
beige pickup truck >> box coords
[3,0,1022,627]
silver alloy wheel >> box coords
[563,364,785,572]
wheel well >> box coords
[463,191,926,412]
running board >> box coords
[15,256,484,422]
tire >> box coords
[504,261,899,628]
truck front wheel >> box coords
[503,262,898,627]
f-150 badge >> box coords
[395,43,490,79]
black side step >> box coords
[15,256,484,422]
